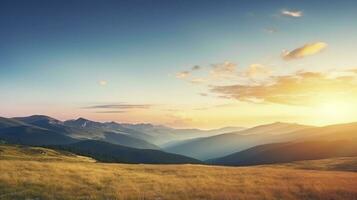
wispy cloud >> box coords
[282,42,328,60]
[281,9,303,18]
[84,104,152,109]
[83,103,153,113]
[176,61,274,92]
[244,64,271,79]
[189,77,209,85]
[211,70,357,105]
[210,61,237,77]
[176,61,239,85]
[98,80,108,86]
[176,65,202,80]
[176,71,190,79]
[192,65,201,71]
[95,110,127,113]
[264,27,277,34]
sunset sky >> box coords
[1,0,357,129]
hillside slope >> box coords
[121,123,245,145]
[11,116,160,149]
[276,156,357,172]
[164,122,311,160]
[1,154,357,200]
[0,144,94,162]
[210,122,357,166]
[51,140,202,164]
[210,140,357,166]
[0,126,78,146]
[0,117,28,129]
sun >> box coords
[314,100,355,125]
[318,102,347,116]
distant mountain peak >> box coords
[71,118,92,128]
[22,115,55,120]
[75,117,91,122]
[14,115,63,124]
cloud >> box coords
[175,65,201,80]
[192,65,201,71]
[84,104,152,109]
[176,61,238,84]
[282,42,328,60]
[210,61,237,78]
[190,78,207,84]
[177,61,273,86]
[281,9,303,18]
[83,103,152,113]
[95,110,127,113]
[346,68,357,74]
[98,80,108,86]
[264,27,277,34]
[244,64,271,79]
[211,71,357,105]
[176,71,190,79]
[199,93,208,97]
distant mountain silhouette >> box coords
[209,140,357,166]
[64,118,158,146]
[14,115,62,125]
[63,117,243,147]
[0,117,28,129]
[164,122,312,160]
[4,115,241,150]
[51,140,202,164]
[5,114,357,166]
[102,131,159,149]
[12,116,159,149]
[210,122,357,166]
[0,126,77,145]
[122,123,245,145]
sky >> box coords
[1,0,357,129]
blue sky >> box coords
[1,0,357,128]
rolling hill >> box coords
[209,140,357,166]
[164,122,312,160]
[122,123,245,145]
[0,144,95,162]
[276,156,357,172]
[11,115,244,148]
[50,140,202,164]
[0,117,28,129]
[210,122,357,166]
[1,144,357,200]
[0,126,78,146]
[64,117,244,147]
[1,116,202,164]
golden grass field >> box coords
[1,145,357,200]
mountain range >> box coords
[50,140,201,164]
[209,122,357,165]
[0,115,206,164]
[163,122,313,160]
[1,115,357,166]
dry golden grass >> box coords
[1,160,357,200]
[1,145,357,200]
[275,156,357,172]
[0,144,95,162]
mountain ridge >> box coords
[164,122,312,160]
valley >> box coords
[1,115,357,199]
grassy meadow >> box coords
[276,156,357,172]
[1,145,357,200]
